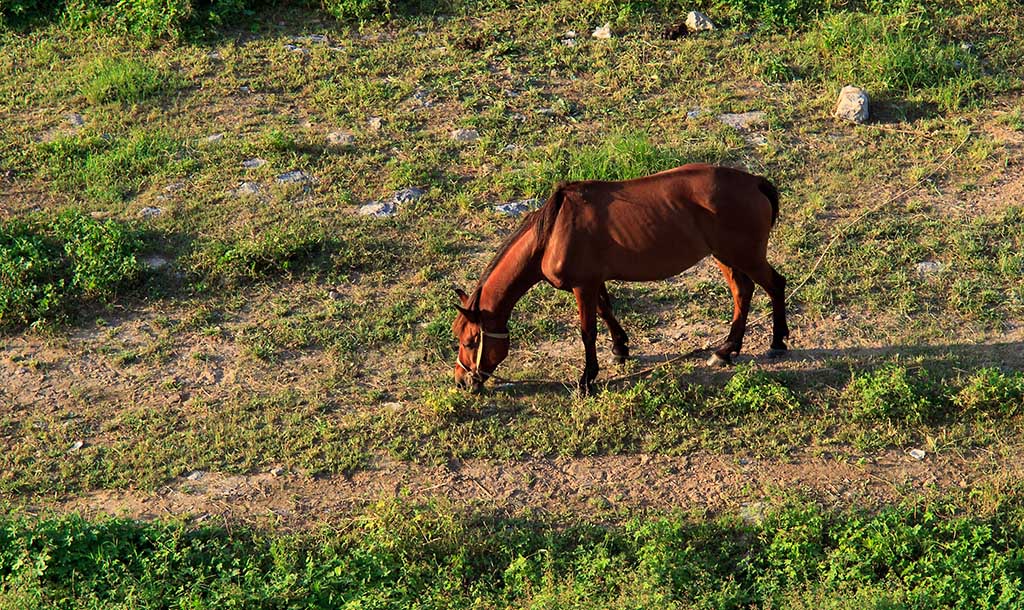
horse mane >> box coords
[467,184,569,310]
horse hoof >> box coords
[766,347,788,359]
[707,353,731,368]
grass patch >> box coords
[36,130,195,205]
[80,58,180,105]
[3,496,1024,608]
[0,211,145,329]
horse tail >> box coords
[758,177,780,226]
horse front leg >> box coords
[573,285,600,395]
[598,284,629,364]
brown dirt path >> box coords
[36,447,1017,527]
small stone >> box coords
[270,467,285,476]
[908,448,926,461]
[495,198,541,216]
[740,501,766,525]
[139,206,162,219]
[718,111,766,130]
[451,128,480,142]
[308,34,328,44]
[242,158,267,169]
[239,85,252,94]
[686,108,702,120]
[69,440,84,452]
[562,38,576,47]
[207,50,222,60]
[328,289,343,300]
[186,470,206,481]
[326,131,355,148]
[747,133,768,146]
[284,44,309,55]
[67,113,85,127]
[392,187,425,203]
[834,85,870,123]
[358,201,397,217]
[564,30,576,38]
[142,255,170,271]
[686,11,716,32]
[234,181,261,196]
[205,132,225,143]
[276,170,311,184]
[592,23,612,39]
[367,116,383,131]
[915,261,944,277]
[384,401,404,413]
[501,144,518,152]
[164,181,186,192]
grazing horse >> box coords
[452,163,789,394]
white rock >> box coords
[205,132,225,143]
[139,206,162,218]
[908,448,926,460]
[241,158,267,168]
[284,44,309,55]
[234,181,261,196]
[67,113,85,127]
[495,198,541,216]
[69,440,84,452]
[915,261,944,276]
[307,34,328,44]
[164,182,186,192]
[186,470,206,481]
[451,128,480,142]
[687,108,702,120]
[326,131,355,147]
[592,23,612,39]
[270,466,285,476]
[142,255,170,270]
[718,111,766,129]
[564,30,576,38]
[686,11,716,32]
[392,187,425,203]
[834,85,870,123]
[367,116,383,131]
[562,38,576,47]
[276,170,312,184]
[358,201,397,217]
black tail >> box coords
[758,178,780,226]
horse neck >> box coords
[477,230,543,328]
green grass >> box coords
[80,58,180,105]
[36,131,195,205]
[3,360,1023,495]
[3,495,1024,609]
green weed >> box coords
[843,363,941,425]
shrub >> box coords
[723,364,801,414]
[843,364,941,424]
[953,368,1024,417]
[0,211,144,329]
[187,222,327,285]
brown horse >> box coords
[452,163,789,394]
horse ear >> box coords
[454,304,478,322]
[453,287,469,304]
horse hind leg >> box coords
[709,260,754,367]
[747,263,790,356]
[598,284,630,364]
[573,285,601,395]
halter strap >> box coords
[457,328,509,381]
